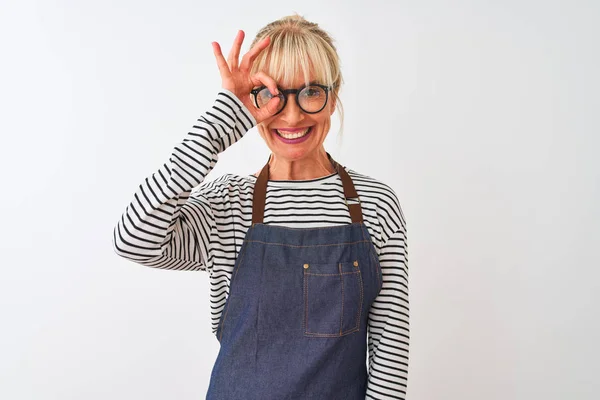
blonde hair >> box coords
[249,13,345,140]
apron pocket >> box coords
[303,261,364,337]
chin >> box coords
[270,147,310,161]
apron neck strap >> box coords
[252,152,364,225]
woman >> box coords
[113,14,409,399]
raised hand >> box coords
[212,30,281,124]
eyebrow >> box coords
[253,81,322,91]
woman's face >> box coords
[256,73,336,161]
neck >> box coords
[257,148,336,180]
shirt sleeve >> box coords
[112,89,256,272]
[366,223,409,399]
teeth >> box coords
[276,127,311,139]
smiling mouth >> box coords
[273,127,313,139]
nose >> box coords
[279,93,305,124]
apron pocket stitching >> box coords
[304,263,363,337]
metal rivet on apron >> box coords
[353,260,359,267]
[303,263,309,269]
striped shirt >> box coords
[112,89,409,399]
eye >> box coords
[302,86,325,97]
[255,87,280,108]
[258,87,278,98]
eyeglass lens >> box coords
[256,86,327,113]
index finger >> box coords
[239,36,271,71]
[212,42,231,78]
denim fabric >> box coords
[206,222,383,400]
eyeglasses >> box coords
[250,83,335,115]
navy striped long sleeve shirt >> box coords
[112,89,409,399]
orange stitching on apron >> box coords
[219,233,252,341]
[339,263,344,336]
[304,267,362,337]
[304,271,361,276]
[245,239,370,248]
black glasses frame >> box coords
[250,83,335,115]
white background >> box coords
[1,0,598,399]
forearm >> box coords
[112,90,256,269]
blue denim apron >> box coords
[206,153,383,400]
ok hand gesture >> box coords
[212,30,281,124]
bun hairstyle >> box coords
[249,13,345,138]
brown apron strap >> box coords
[329,153,364,224]
[251,154,271,225]
[252,152,363,225]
